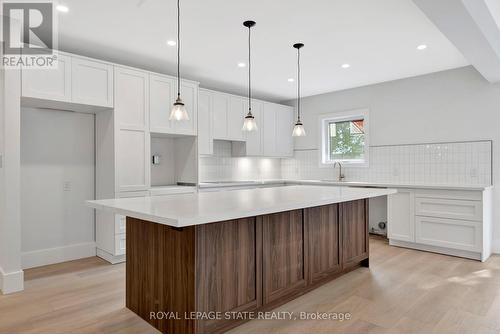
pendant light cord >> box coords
[248,25,252,114]
[177,0,181,98]
[297,47,301,122]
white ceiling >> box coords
[56,0,469,102]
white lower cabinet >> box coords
[415,216,481,252]
[387,189,415,243]
[96,191,148,264]
[388,188,491,261]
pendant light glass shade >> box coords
[292,43,306,137]
[242,20,257,132]
[242,114,258,131]
[170,96,189,121]
[292,121,306,137]
[169,0,189,121]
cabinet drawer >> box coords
[115,234,126,256]
[415,198,482,221]
[115,215,126,234]
[415,216,481,252]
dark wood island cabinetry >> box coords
[126,199,369,334]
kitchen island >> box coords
[87,185,396,334]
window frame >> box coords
[318,108,370,168]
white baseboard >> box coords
[21,242,97,269]
[389,239,482,261]
[96,248,125,264]
[492,239,500,255]
[0,266,24,294]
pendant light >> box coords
[169,0,189,121]
[242,20,258,132]
[292,43,306,137]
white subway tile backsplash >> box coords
[281,141,492,187]
[199,141,282,182]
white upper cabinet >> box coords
[71,57,113,107]
[22,53,72,102]
[114,67,149,130]
[245,100,263,156]
[149,74,198,136]
[204,89,294,158]
[262,103,278,156]
[261,103,294,158]
[198,89,213,155]
[114,66,150,192]
[149,74,175,134]
[173,80,198,136]
[22,52,113,108]
[228,96,246,141]
[212,92,230,140]
[275,105,294,157]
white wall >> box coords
[288,66,500,250]
[20,108,96,269]
[151,136,198,186]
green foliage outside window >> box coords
[329,120,365,161]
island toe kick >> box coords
[125,199,369,334]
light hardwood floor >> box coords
[2,238,500,334]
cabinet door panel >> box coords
[305,204,340,284]
[415,216,481,252]
[117,129,149,191]
[212,93,229,139]
[72,57,113,107]
[387,190,415,242]
[149,74,175,133]
[262,210,306,305]
[228,96,246,141]
[262,104,277,156]
[341,200,368,268]
[244,101,263,156]
[276,106,294,157]
[173,81,198,135]
[196,218,261,333]
[115,67,148,129]
[198,90,213,155]
[22,53,72,102]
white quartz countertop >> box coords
[198,180,492,191]
[87,185,396,228]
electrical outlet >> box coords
[392,167,400,177]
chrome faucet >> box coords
[333,162,345,182]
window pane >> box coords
[328,119,365,161]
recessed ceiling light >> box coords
[417,44,428,50]
[287,78,295,82]
[341,63,351,69]
[237,62,246,68]
[167,40,177,46]
[56,5,69,12]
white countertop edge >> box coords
[198,180,492,191]
[86,188,397,228]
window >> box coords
[319,109,369,166]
